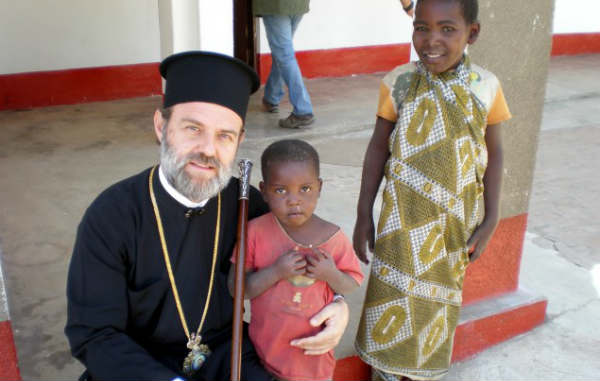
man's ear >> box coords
[468,22,481,45]
[318,178,323,194]
[153,109,165,143]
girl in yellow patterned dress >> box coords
[353,0,511,379]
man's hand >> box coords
[290,298,349,355]
[353,214,374,264]
[466,217,498,262]
[305,249,338,282]
[274,248,307,279]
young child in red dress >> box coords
[229,139,363,381]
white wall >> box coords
[258,0,600,54]
[553,0,600,34]
[0,0,160,75]
[199,0,234,56]
[0,0,235,75]
[259,0,414,53]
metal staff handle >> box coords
[231,159,252,381]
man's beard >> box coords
[159,137,234,202]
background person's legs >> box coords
[263,23,285,110]
[262,14,313,117]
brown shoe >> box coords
[262,98,279,113]
[279,113,315,129]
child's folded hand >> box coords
[274,248,307,279]
[305,248,338,281]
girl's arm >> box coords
[467,123,504,261]
[305,249,360,295]
[227,249,307,299]
[353,117,395,263]
[321,271,359,295]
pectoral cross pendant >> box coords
[182,333,211,377]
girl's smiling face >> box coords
[413,0,480,74]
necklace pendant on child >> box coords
[183,333,211,377]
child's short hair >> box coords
[261,139,320,182]
[418,0,479,24]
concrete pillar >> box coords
[462,0,555,302]
[157,0,234,60]
[445,0,555,362]
[157,0,201,60]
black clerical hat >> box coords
[159,51,260,121]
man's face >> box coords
[154,102,244,202]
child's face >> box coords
[260,161,322,230]
[413,0,480,74]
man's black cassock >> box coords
[65,167,271,380]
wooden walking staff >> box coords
[231,159,252,381]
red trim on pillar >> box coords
[462,214,528,305]
[452,300,547,362]
[258,43,411,83]
[0,63,162,111]
[0,320,21,381]
[551,33,600,56]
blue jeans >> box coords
[262,14,313,116]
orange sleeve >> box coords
[331,232,364,285]
[486,85,512,125]
[376,82,398,123]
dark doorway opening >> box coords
[233,0,258,71]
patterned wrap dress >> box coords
[355,56,511,380]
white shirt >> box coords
[158,166,209,208]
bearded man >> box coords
[65,51,349,381]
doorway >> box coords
[233,0,258,70]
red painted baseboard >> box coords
[462,214,527,305]
[0,320,21,381]
[3,33,597,111]
[0,63,161,111]
[258,32,600,83]
[258,43,411,84]
[552,33,600,56]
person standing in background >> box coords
[399,0,420,61]
[254,0,315,129]
[400,0,416,17]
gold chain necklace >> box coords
[148,166,221,377]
